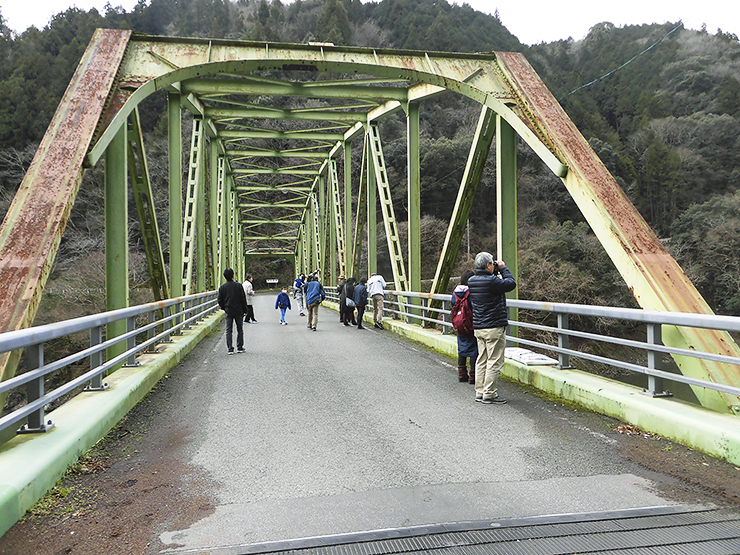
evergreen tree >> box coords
[316,0,352,44]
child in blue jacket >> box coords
[275,287,292,325]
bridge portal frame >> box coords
[0,30,738,414]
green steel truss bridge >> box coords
[0,28,739,416]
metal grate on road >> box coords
[162,506,740,555]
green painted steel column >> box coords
[168,93,183,298]
[310,194,319,273]
[221,172,232,274]
[318,174,326,282]
[231,190,239,280]
[496,115,518,335]
[209,142,219,288]
[407,102,421,303]
[344,140,353,276]
[328,168,338,284]
[105,123,129,362]
[366,132,377,275]
[196,135,207,293]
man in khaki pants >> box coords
[366,273,386,329]
[468,252,516,404]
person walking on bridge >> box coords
[293,273,306,316]
[468,252,516,404]
[305,274,326,331]
[218,268,248,354]
[243,274,257,323]
[275,287,292,325]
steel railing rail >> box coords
[327,287,740,401]
[0,291,219,441]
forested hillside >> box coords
[0,0,738,317]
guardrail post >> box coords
[182,299,191,331]
[18,344,54,434]
[146,310,157,352]
[442,298,451,335]
[644,323,672,397]
[162,305,173,343]
[124,316,140,367]
[194,298,203,323]
[557,313,571,369]
[86,325,109,391]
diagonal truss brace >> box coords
[127,108,170,301]
[328,159,347,279]
[182,117,205,295]
[309,183,322,275]
[430,105,496,301]
[367,124,408,292]
[351,135,368,278]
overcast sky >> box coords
[1,0,738,45]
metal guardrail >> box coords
[327,288,740,401]
[0,292,219,442]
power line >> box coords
[562,23,683,99]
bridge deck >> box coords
[150,294,737,552]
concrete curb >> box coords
[0,311,224,538]
[331,305,740,467]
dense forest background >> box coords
[0,0,739,322]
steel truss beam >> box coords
[2,32,738,414]
[181,117,205,295]
[328,160,347,280]
[431,105,496,300]
[127,108,170,301]
[367,124,408,292]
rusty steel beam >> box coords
[495,52,740,414]
[0,29,132,387]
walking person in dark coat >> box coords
[275,287,292,325]
[468,252,516,404]
[342,277,357,326]
[354,276,368,329]
[218,268,248,354]
[336,275,346,322]
[305,274,326,331]
[452,270,478,384]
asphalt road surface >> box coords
[152,293,702,551]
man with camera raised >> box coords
[467,251,517,404]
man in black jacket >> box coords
[468,251,516,404]
[217,268,248,354]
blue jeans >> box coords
[225,312,244,351]
[279,307,287,322]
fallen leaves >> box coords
[616,424,662,440]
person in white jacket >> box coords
[366,273,386,329]
[242,274,257,323]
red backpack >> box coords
[452,289,474,334]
